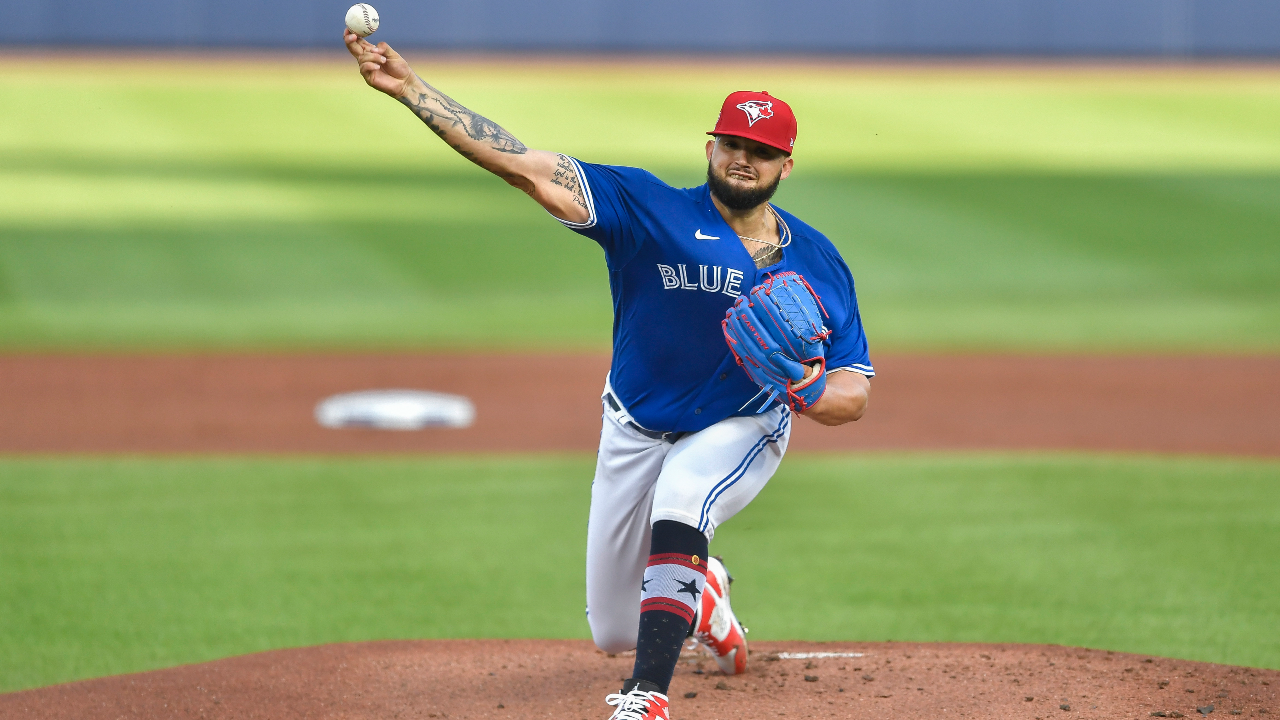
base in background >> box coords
[315,389,475,430]
[0,353,1276,456]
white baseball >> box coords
[345,4,379,37]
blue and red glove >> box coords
[722,271,831,414]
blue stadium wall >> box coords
[2,0,1277,54]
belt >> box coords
[605,392,687,443]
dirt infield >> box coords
[1,640,1275,720]
[1,353,1276,456]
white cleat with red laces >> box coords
[605,680,671,720]
[692,555,749,675]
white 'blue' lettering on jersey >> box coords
[554,157,873,433]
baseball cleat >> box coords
[604,679,670,720]
[692,555,749,675]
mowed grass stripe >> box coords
[1,453,1276,691]
[3,59,1279,172]
[0,61,1278,352]
[0,171,1277,351]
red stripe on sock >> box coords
[646,553,709,574]
[640,597,696,624]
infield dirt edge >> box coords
[2,639,1275,720]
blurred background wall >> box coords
[3,0,1278,54]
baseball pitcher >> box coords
[346,30,873,720]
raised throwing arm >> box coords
[344,29,589,224]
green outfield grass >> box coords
[0,59,1277,351]
[1,453,1276,692]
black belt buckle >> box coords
[606,392,683,443]
[631,423,682,443]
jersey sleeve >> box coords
[824,280,875,378]
[549,156,645,270]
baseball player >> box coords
[346,30,873,720]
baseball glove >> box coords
[722,271,831,414]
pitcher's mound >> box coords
[2,639,1275,719]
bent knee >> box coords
[590,623,637,654]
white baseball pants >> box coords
[585,379,791,653]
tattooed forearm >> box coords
[550,155,588,210]
[382,72,582,218]
[397,78,528,157]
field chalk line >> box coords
[775,652,866,659]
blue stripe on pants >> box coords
[697,411,790,533]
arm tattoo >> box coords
[397,77,528,157]
[550,155,588,210]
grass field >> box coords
[2,57,1278,695]
[0,58,1277,351]
[1,454,1277,692]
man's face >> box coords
[705,135,794,211]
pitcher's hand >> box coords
[344,28,414,97]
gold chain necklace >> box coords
[737,206,791,265]
[736,205,791,248]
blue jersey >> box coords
[556,158,874,433]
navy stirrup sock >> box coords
[629,520,709,694]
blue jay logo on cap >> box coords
[736,100,774,126]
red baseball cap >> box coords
[707,90,797,155]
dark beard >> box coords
[707,162,782,211]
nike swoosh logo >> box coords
[694,229,720,240]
